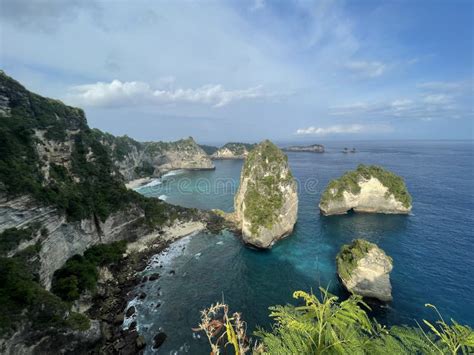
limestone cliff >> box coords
[97,134,215,182]
[211,142,256,159]
[234,140,298,248]
[319,164,412,215]
[0,71,196,288]
[336,239,393,302]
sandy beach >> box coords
[125,177,154,190]
[126,220,206,253]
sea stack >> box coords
[336,239,393,302]
[211,142,256,159]
[319,164,412,215]
[234,140,298,248]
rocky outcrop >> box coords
[319,164,412,215]
[99,134,215,182]
[211,142,256,159]
[234,140,298,248]
[336,239,393,302]
[283,144,324,153]
[144,137,215,173]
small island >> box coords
[342,147,356,153]
[319,164,412,215]
[283,144,325,153]
[337,239,393,302]
[233,140,298,248]
[211,142,256,159]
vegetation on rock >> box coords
[336,239,392,281]
[0,228,90,336]
[220,142,256,155]
[51,241,127,301]
[240,140,293,235]
[320,164,412,208]
[199,144,219,155]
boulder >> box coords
[336,239,393,301]
[234,140,298,248]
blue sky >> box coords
[0,0,472,143]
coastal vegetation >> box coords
[320,164,412,209]
[52,241,127,302]
[196,288,474,354]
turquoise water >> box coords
[131,141,474,354]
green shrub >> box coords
[52,241,128,302]
[84,241,127,265]
[0,227,35,256]
[66,312,91,331]
[52,255,98,301]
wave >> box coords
[162,169,184,179]
[158,194,168,201]
[143,179,162,187]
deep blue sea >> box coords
[130,141,474,354]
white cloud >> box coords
[345,60,386,78]
[295,124,392,135]
[66,80,265,108]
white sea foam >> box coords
[158,194,168,201]
[145,235,192,271]
[162,169,184,179]
[143,179,162,187]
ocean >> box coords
[130,140,474,354]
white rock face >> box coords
[338,243,393,302]
[0,194,146,289]
[234,140,298,248]
[321,177,410,215]
[319,165,412,215]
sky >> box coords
[0,0,473,144]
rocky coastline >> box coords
[88,215,230,354]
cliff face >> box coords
[319,165,412,215]
[337,239,393,302]
[0,195,146,290]
[0,71,176,289]
[144,137,215,173]
[234,140,298,248]
[211,142,256,159]
[97,134,215,182]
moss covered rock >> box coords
[234,140,298,248]
[319,164,412,215]
[337,239,393,301]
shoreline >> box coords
[125,177,154,190]
[88,215,228,353]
